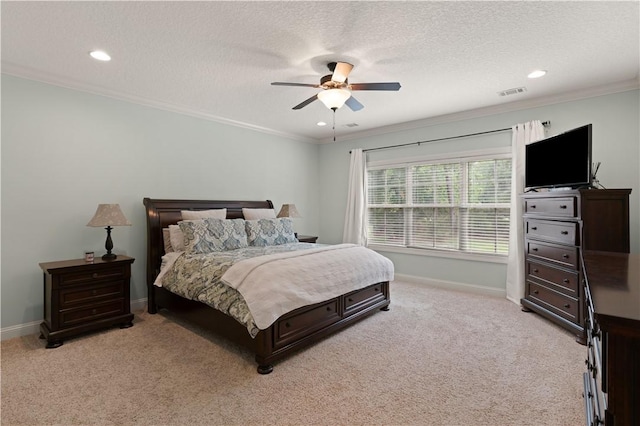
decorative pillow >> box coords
[181,208,227,220]
[242,208,276,220]
[179,218,248,254]
[162,228,174,253]
[245,218,297,247]
[168,224,185,252]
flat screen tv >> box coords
[525,124,592,190]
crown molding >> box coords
[319,78,640,144]
[4,62,637,146]
[1,63,316,144]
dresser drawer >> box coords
[524,196,576,217]
[526,240,579,269]
[58,266,126,287]
[344,284,386,315]
[527,282,579,322]
[275,300,340,348]
[526,260,579,296]
[59,281,125,309]
[60,300,126,327]
[525,219,578,245]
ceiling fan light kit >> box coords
[271,61,401,112]
[317,88,352,110]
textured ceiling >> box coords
[2,1,639,142]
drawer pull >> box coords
[530,205,536,209]
[374,287,379,292]
[531,227,538,231]
[563,304,570,309]
[533,290,539,295]
[285,322,291,328]
[561,231,569,235]
[563,279,570,284]
[562,254,569,259]
[559,205,567,209]
[92,273,98,278]
[326,306,332,311]
[532,247,538,252]
[348,298,353,302]
[533,268,539,273]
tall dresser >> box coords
[520,188,631,343]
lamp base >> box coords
[102,253,117,261]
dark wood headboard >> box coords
[142,198,274,300]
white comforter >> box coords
[221,243,394,329]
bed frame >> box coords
[143,198,390,374]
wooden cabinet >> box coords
[39,256,135,348]
[582,251,639,426]
[521,189,631,342]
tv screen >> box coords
[525,124,592,190]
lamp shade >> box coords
[87,204,131,227]
[277,204,302,218]
[317,88,351,110]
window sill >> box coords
[367,244,508,264]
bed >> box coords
[143,198,393,374]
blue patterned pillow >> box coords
[245,218,297,246]
[179,218,248,254]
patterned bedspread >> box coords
[158,243,320,337]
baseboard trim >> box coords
[2,280,506,340]
[394,273,506,299]
[1,298,148,341]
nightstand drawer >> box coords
[59,267,126,287]
[526,240,579,269]
[527,282,579,322]
[60,300,125,327]
[59,281,125,309]
[524,196,576,217]
[526,260,579,296]
[525,219,578,245]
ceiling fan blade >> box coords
[350,82,401,91]
[345,96,364,112]
[332,62,354,83]
[271,82,320,88]
[292,94,318,110]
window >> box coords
[367,153,511,256]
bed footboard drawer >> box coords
[274,300,340,348]
[344,283,387,316]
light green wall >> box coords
[1,75,319,328]
[319,90,640,289]
[2,74,638,331]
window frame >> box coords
[366,148,512,264]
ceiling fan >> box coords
[271,61,401,111]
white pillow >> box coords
[181,209,227,220]
[242,208,276,220]
[168,224,185,252]
[162,228,174,253]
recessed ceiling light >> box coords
[89,50,111,61]
[317,121,327,126]
[527,70,546,79]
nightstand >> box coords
[39,255,135,348]
[296,235,318,243]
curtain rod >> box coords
[349,121,550,154]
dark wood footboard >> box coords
[152,281,389,373]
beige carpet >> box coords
[1,280,585,425]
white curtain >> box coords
[343,148,368,245]
[506,120,546,304]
